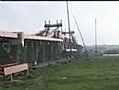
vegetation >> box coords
[103,49,119,54]
[1,56,119,90]
[86,45,119,55]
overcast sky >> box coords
[0,1,119,45]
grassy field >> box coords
[1,56,119,90]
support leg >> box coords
[10,74,13,81]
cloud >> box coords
[0,1,119,45]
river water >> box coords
[103,54,119,56]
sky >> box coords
[0,1,119,45]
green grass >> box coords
[1,56,119,90]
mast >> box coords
[95,18,97,55]
[66,1,72,56]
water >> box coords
[103,54,119,56]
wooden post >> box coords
[26,69,29,76]
[51,42,53,61]
[31,41,34,64]
[36,41,39,65]
[10,74,13,81]
[17,32,24,62]
[43,41,45,64]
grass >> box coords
[1,56,119,90]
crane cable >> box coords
[73,15,88,57]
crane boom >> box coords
[73,15,88,57]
